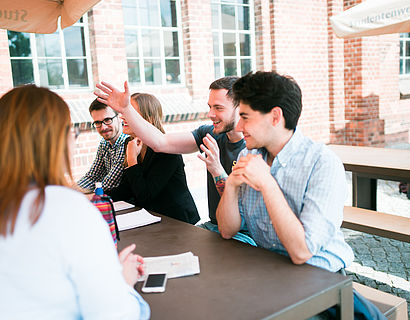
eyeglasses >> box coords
[92,114,118,128]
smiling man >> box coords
[217,71,354,273]
[95,77,256,245]
[77,99,128,193]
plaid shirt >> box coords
[77,133,128,192]
[238,129,354,272]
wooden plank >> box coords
[342,206,410,243]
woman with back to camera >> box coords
[107,93,200,225]
[0,85,150,319]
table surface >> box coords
[328,144,410,182]
[118,213,352,320]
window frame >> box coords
[400,33,410,77]
[123,0,185,87]
[8,15,93,91]
[211,0,256,78]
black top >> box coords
[108,147,200,225]
[192,125,245,224]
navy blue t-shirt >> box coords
[192,125,245,224]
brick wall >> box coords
[0,0,409,147]
[270,0,333,142]
[0,30,13,94]
[180,0,214,101]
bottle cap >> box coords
[95,182,103,195]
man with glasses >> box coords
[77,99,128,193]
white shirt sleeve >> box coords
[57,190,149,320]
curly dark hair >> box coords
[232,71,302,130]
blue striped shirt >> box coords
[238,129,354,272]
[77,133,129,192]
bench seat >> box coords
[353,282,408,320]
[342,206,410,243]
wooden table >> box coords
[328,144,410,210]
[118,214,353,320]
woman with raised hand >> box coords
[107,93,200,225]
[0,85,150,320]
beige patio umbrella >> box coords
[330,0,410,39]
[0,0,101,34]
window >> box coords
[122,0,184,86]
[8,17,92,90]
[211,0,254,78]
[400,33,410,75]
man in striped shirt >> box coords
[217,71,353,273]
[77,99,128,193]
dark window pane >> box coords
[128,59,141,84]
[406,41,410,56]
[165,60,180,83]
[125,29,139,57]
[144,60,162,84]
[406,59,410,74]
[161,0,177,27]
[38,59,64,89]
[400,59,404,74]
[223,33,236,56]
[142,30,161,57]
[36,33,61,57]
[237,0,249,4]
[67,59,88,87]
[213,32,220,56]
[139,0,160,26]
[238,6,249,30]
[239,34,250,56]
[221,5,235,29]
[122,0,138,25]
[400,41,403,57]
[164,31,179,57]
[241,59,251,75]
[224,59,237,76]
[64,26,86,57]
[214,59,221,79]
[211,4,219,29]
[11,60,34,86]
[8,31,31,57]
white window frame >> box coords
[399,33,410,96]
[123,0,185,87]
[211,0,255,78]
[9,15,93,91]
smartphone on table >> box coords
[141,273,167,293]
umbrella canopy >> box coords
[0,0,100,34]
[330,0,410,39]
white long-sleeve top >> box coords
[0,186,150,320]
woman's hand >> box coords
[119,244,145,287]
[95,81,131,114]
[127,138,143,166]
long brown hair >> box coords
[0,85,72,236]
[131,93,165,133]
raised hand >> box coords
[197,133,225,177]
[94,81,131,114]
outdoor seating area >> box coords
[0,0,409,319]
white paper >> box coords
[116,209,161,231]
[138,252,200,281]
[113,201,134,211]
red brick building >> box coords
[1,0,409,187]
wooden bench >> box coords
[353,282,408,320]
[342,206,410,243]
